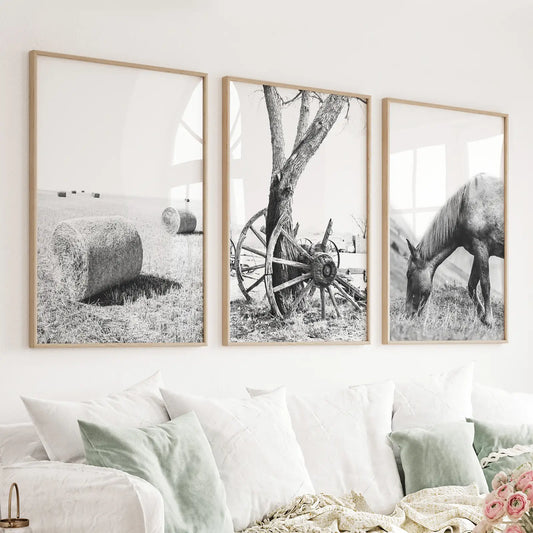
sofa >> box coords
[2,364,533,533]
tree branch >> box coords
[281,90,302,106]
[280,94,348,191]
[293,91,311,151]
[263,85,286,175]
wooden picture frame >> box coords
[29,51,208,347]
[382,98,508,344]
[223,76,371,345]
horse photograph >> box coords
[384,100,507,343]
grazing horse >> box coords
[405,174,504,326]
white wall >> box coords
[0,0,531,422]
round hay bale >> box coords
[71,190,77,194]
[161,207,197,234]
[92,192,100,198]
[51,216,143,301]
[57,191,67,197]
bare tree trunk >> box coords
[263,86,347,314]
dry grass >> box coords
[389,284,504,341]
[230,297,367,343]
[37,191,203,344]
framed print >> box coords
[223,77,370,345]
[29,51,207,347]
[382,98,508,344]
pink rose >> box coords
[512,465,533,481]
[505,525,525,533]
[516,471,533,492]
[507,492,529,521]
[521,482,533,504]
[485,498,506,522]
[493,472,510,490]
[497,484,515,500]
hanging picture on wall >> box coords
[382,98,508,344]
[223,77,370,345]
[29,51,206,347]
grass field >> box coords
[389,284,504,341]
[36,191,203,344]
[230,297,367,343]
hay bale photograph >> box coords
[31,52,206,346]
[383,99,507,343]
[51,216,143,301]
[161,207,197,234]
[224,78,369,344]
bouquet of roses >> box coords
[474,464,533,533]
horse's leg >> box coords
[477,247,493,327]
[468,257,484,317]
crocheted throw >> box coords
[243,484,485,533]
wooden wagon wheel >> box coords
[325,239,341,268]
[229,238,237,273]
[264,214,364,319]
[234,208,267,301]
[300,238,340,267]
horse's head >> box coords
[405,239,433,317]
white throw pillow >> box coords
[393,364,474,431]
[22,372,169,463]
[249,383,403,515]
[160,387,313,531]
[0,423,48,464]
[472,383,533,424]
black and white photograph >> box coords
[223,78,370,344]
[30,52,206,346]
[383,99,507,343]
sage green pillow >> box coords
[390,421,489,495]
[470,418,533,488]
[79,413,233,533]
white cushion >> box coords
[0,423,48,464]
[249,383,403,515]
[393,364,474,431]
[2,461,164,533]
[22,372,169,463]
[161,387,313,531]
[472,383,533,424]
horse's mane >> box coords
[418,182,469,260]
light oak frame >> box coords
[29,50,208,347]
[222,76,372,346]
[382,98,509,344]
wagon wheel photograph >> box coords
[264,213,364,319]
[234,208,267,301]
[224,78,369,344]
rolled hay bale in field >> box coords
[71,190,77,194]
[92,192,100,198]
[57,191,67,197]
[51,216,143,301]
[161,207,197,234]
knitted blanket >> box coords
[243,484,484,533]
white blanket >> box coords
[243,485,484,533]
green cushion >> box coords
[79,413,233,533]
[390,421,489,495]
[470,418,533,488]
